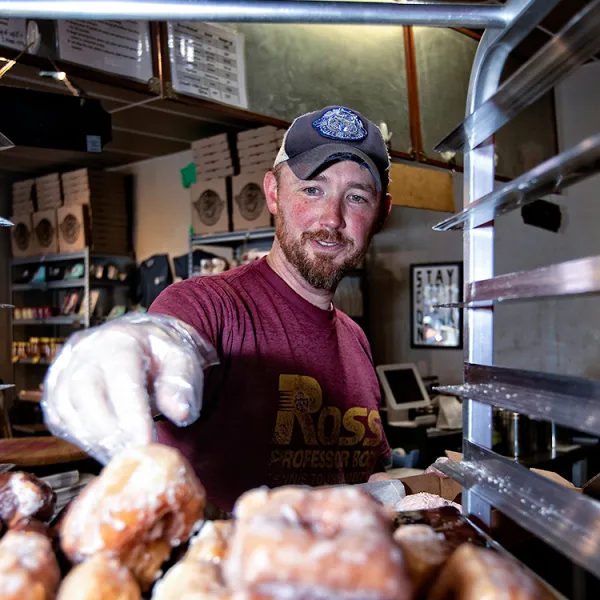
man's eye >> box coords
[348,194,367,204]
[303,187,320,195]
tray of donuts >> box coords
[0,443,564,600]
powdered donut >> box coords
[0,472,56,528]
[225,486,413,600]
[395,492,462,513]
[57,554,141,600]
[428,543,547,600]
[0,529,60,600]
[60,444,206,591]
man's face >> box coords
[268,160,388,291]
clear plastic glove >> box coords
[42,313,218,465]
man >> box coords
[43,105,393,513]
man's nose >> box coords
[319,198,345,230]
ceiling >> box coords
[0,0,596,180]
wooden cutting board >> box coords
[0,437,88,466]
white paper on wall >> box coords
[168,22,247,109]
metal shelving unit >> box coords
[428,0,600,596]
[188,227,276,278]
[3,0,600,596]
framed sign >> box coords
[57,21,153,83]
[410,262,463,349]
[167,22,247,109]
[0,19,26,50]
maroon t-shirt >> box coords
[149,258,390,511]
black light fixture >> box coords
[521,199,562,233]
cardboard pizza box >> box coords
[231,172,272,231]
[190,177,230,235]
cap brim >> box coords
[285,143,382,192]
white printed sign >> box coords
[0,19,26,50]
[168,22,247,109]
[411,262,462,349]
[57,20,153,83]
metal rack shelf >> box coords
[438,363,600,439]
[12,280,84,292]
[436,254,600,308]
[12,317,84,326]
[436,0,600,154]
[12,279,130,292]
[14,358,52,365]
[10,250,87,265]
[438,442,600,579]
[190,227,275,247]
[433,133,600,232]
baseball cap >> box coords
[273,106,390,193]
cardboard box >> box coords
[191,133,228,151]
[231,172,271,231]
[10,214,38,258]
[196,159,233,175]
[389,162,455,212]
[238,141,279,160]
[240,152,277,167]
[11,200,34,215]
[196,166,235,181]
[240,162,274,176]
[57,205,90,252]
[237,125,278,142]
[192,140,230,157]
[32,209,59,254]
[191,178,230,235]
[36,173,60,186]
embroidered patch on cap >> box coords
[312,107,367,141]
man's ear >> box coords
[264,171,279,217]
[374,192,393,234]
[384,192,392,220]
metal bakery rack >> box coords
[3,0,600,596]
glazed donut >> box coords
[0,472,56,528]
[60,444,206,591]
[393,525,452,594]
[0,529,60,600]
[428,543,546,600]
[152,521,234,600]
[185,520,234,564]
[57,554,141,600]
[225,486,413,600]
[152,560,229,600]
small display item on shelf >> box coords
[12,338,65,364]
[61,291,81,316]
[106,305,127,320]
[77,290,100,318]
[64,263,85,280]
[13,306,54,321]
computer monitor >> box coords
[376,363,431,425]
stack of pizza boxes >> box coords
[10,179,38,257]
[232,126,286,231]
[32,173,63,254]
[190,134,235,236]
[59,169,129,255]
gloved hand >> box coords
[42,313,218,465]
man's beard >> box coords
[276,207,370,292]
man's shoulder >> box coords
[335,309,371,347]
[170,260,261,293]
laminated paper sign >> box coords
[168,22,247,109]
[57,20,153,82]
[0,18,26,50]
